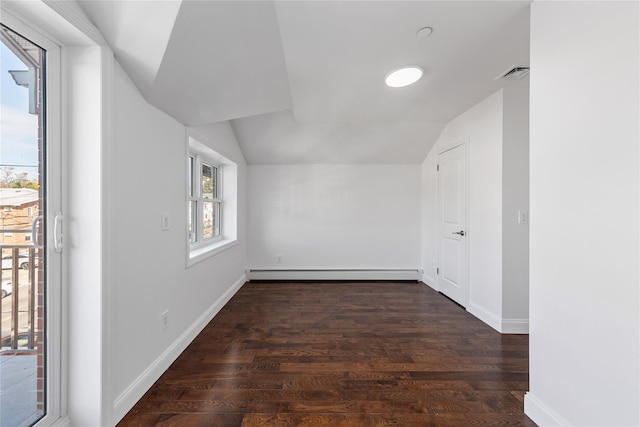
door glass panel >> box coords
[0,24,46,427]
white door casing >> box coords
[437,143,468,306]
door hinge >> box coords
[436,267,439,275]
[437,164,439,172]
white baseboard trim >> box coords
[524,392,571,426]
[466,300,502,333]
[112,274,246,424]
[247,269,422,281]
[421,273,437,290]
[501,318,529,334]
[467,301,529,334]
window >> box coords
[187,135,238,265]
[188,155,222,245]
[27,207,33,217]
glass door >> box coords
[0,15,62,427]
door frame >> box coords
[437,139,470,307]
[0,9,65,427]
[2,3,114,425]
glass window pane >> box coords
[0,24,46,426]
[202,164,213,199]
[213,202,220,237]
[212,166,217,199]
[188,156,194,197]
[188,201,197,243]
[203,201,214,239]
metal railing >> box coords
[1,243,39,351]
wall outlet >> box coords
[276,255,282,263]
[161,213,170,231]
[160,309,169,331]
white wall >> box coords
[420,151,438,286]
[526,2,639,426]
[463,92,504,326]
[421,90,504,325]
[248,164,420,271]
[502,87,530,327]
[420,87,529,332]
[109,61,248,423]
[66,45,108,427]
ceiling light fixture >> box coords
[385,66,423,88]
[416,27,433,38]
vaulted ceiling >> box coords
[79,0,531,164]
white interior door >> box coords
[437,143,467,306]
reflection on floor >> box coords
[119,281,536,426]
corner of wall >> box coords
[524,393,570,426]
[421,274,437,291]
[420,142,439,290]
[466,300,502,333]
[500,318,529,334]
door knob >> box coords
[452,230,465,236]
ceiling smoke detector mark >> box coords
[496,66,530,80]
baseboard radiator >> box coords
[247,269,423,281]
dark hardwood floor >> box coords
[118,281,536,426]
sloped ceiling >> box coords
[78,0,182,94]
[79,0,531,164]
[147,1,293,125]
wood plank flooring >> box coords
[118,281,536,426]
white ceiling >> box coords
[79,0,531,164]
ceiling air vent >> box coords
[496,66,530,80]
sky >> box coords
[0,41,39,181]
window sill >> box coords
[187,238,237,268]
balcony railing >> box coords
[1,243,40,352]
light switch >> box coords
[517,211,528,224]
[161,213,170,231]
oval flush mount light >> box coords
[416,26,433,38]
[385,66,423,88]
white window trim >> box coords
[186,135,237,267]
